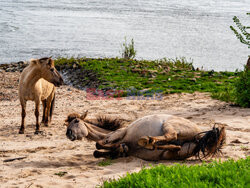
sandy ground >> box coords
[0,71,249,188]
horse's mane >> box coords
[65,113,81,123]
[28,57,52,66]
[95,116,123,131]
[39,57,51,61]
[65,113,123,131]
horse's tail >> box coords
[50,92,55,121]
[193,125,226,160]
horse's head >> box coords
[65,111,88,141]
[38,57,64,86]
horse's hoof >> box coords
[96,142,104,150]
[41,122,49,127]
[93,150,102,158]
[19,129,24,134]
[34,130,42,135]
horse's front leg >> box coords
[19,101,26,134]
[34,99,40,134]
[94,143,129,159]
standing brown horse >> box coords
[18,57,63,134]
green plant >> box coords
[98,159,113,166]
[102,157,250,187]
[121,38,136,59]
[230,13,250,49]
[54,171,68,177]
[234,67,250,107]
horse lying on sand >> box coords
[65,112,226,161]
[18,57,64,134]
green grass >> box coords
[55,57,239,103]
[54,171,68,177]
[101,157,250,188]
[98,159,113,166]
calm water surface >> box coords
[0,0,249,71]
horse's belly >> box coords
[123,114,172,146]
[125,119,164,140]
[125,114,172,138]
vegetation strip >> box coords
[101,157,250,187]
[54,57,242,104]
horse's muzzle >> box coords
[66,129,76,141]
[53,78,64,87]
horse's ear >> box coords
[47,58,52,66]
[39,57,53,65]
[39,57,48,64]
[30,59,38,64]
[80,110,88,120]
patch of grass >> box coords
[240,146,248,151]
[98,159,113,166]
[55,57,240,104]
[234,68,250,107]
[54,171,68,177]
[102,157,250,187]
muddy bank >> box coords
[0,60,102,90]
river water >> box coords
[0,0,249,71]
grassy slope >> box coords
[55,57,238,102]
[102,157,250,188]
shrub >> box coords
[234,67,250,107]
[230,13,250,49]
[121,38,136,59]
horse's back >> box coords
[18,64,55,101]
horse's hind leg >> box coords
[49,92,55,122]
[44,90,55,126]
[19,101,26,134]
[138,125,177,149]
[154,144,181,151]
[41,99,47,125]
[138,136,181,150]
